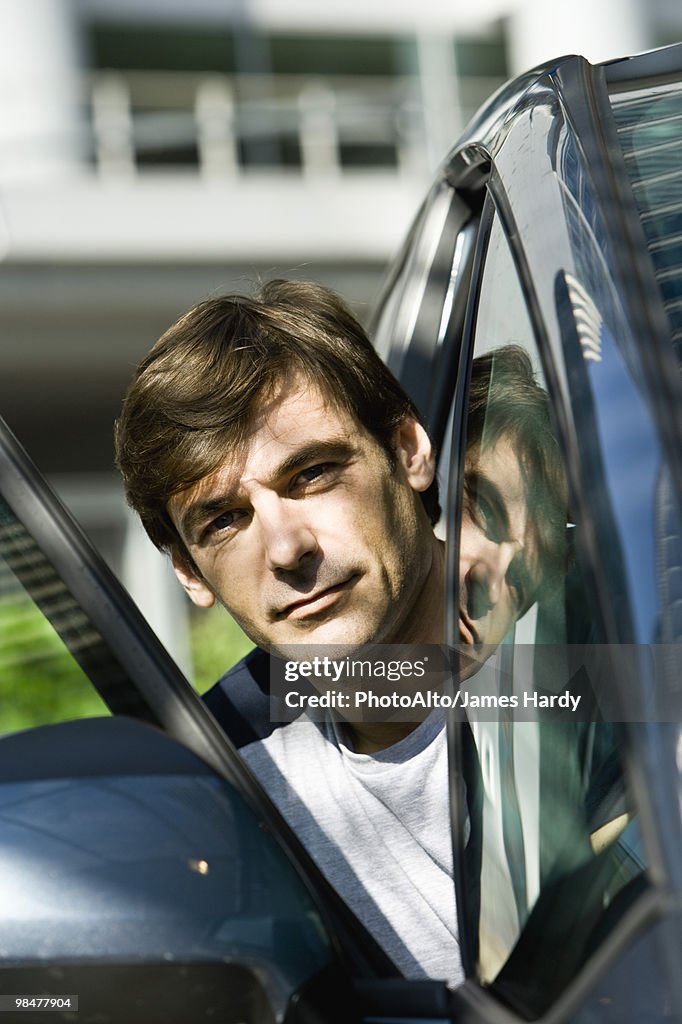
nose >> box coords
[467,539,519,619]
[257,497,318,572]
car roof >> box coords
[442,42,682,170]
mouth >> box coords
[459,610,480,646]
[278,577,357,621]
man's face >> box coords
[458,437,541,649]
[168,375,438,654]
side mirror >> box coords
[0,716,340,1023]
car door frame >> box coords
[439,53,682,1024]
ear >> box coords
[395,415,436,493]
[171,548,216,609]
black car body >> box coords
[1,41,681,1024]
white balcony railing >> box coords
[89,69,505,181]
[0,69,505,262]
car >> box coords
[370,37,682,1023]
[0,39,680,1024]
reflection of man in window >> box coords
[456,346,572,982]
[458,350,638,1007]
[459,346,567,652]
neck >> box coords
[346,720,418,754]
[394,536,445,646]
[346,536,445,753]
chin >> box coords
[270,617,380,661]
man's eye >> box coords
[204,510,238,536]
[464,479,499,540]
[471,493,500,541]
[295,463,334,486]
[475,496,494,531]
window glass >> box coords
[0,496,109,734]
[89,24,237,73]
[269,33,400,77]
[453,209,647,1017]
[556,121,668,648]
[609,81,682,367]
[372,182,478,444]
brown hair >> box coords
[115,279,440,556]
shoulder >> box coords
[242,714,329,767]
[202,647,277,748]
[240,716,335,813]
[241,715,339,789]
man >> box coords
[115,279,566,984]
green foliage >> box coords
[189,605,254,694]
[0,591,254,735]
[0,595,108,734]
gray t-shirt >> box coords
[241,712,463,985]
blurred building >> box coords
[0,0,672,664]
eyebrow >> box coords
[177,436,357,542]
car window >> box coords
[609,79,682,368]
[0,494,109,733]
[0,415,236,752]
[371,179,479,445]
[450,206,648,1018]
